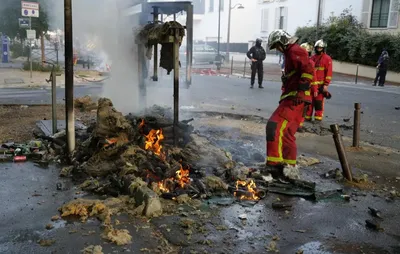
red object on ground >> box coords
[13,156,27,162]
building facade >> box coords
[361,0,400,34]
[181,0,363,44]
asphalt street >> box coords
[0,74,399,150]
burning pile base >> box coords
[58,98,266,220]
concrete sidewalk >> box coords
[0,68,106,88]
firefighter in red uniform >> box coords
[298,42,317,132]
[306,39,333,122]
[265,30,313,169]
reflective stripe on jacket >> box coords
[281,43,314,103]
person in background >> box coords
[265,29,313,172]
[246,38,266,89]
[373,49,389,87]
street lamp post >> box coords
[226,1,244,60]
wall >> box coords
[333,60,400,83]
[322,0,362,21]
[191,0,258,43]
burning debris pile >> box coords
[61,98,265,218]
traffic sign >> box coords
[21,1,39,18]
[18,18,30,28]
[26,29,36,40]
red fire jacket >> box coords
[311,53,333,87]
[309,58,318,94]
[281,44,314,103]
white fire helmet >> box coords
[314,39,326,48]
[300,43,313,53]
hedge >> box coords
[295,8,400,72]
[23,61,61,72]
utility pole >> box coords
[227,0,232,60]
[316,0,322,38]
[64,0,75,155]
[217,0,221,55]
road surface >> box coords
[0,75,399,150]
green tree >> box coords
[295,8,400,72]
[0,0,49,40]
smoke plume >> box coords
[43,0,141,113]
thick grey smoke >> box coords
[44,0,140,113]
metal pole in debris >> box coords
[185,3,193,87]
[64,0,75,154]
[51,70,57,134]
[173,28,180,146]
[355,64,359,84]
[152,7,159,81]
[353,103,361,147]
[29,16,33,80]
[230,56,233,75]
[330,124,353,181]
[243,58,246,77]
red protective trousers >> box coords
[305,93,324,121]
[266,99,305,166]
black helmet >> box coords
[255,38,262,46]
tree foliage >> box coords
[295,8,400,72]
[0,0,49,40]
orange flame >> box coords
[144,129,166,160]
[234,179,260,200]
[139,119,145,129]
[158,181,170,193]
[176,164,190,188]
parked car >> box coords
[180,44,226,65]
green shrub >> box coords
[295,8,400,72]
[23,61,61,72]
[10,42,29,58]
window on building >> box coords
[370,0,391,28]
[275,6,288,30]
[279,7,284,29]
[209,0,214,12]
[261,9,269,32]
[220,0,224,11]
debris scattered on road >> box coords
[343,118,350,122]
[340,195,350,201]
[294,229,306,233]
[45,223,54,230]
[395,107,400,110]
[37,239,56,247]
[81,245,103,254]
[56,182,62,190]
[272,202,292,210]
[368,207,382,218]
[266,239,279,252]
[238,214,247,220]
[297,156,320,167]
[365,219,383,231]
[51,215,60,221]
[102,227,132,246]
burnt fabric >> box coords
[306,52,332,121]
[251,61,264,85]
[266,99,305,166]
[266,43,313,166]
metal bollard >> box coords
[330,124,353,181]
[230,56,234,75]
[243,58,247,78]
[355,64,359,84]
[353,103,361,147]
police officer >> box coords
[246,38,266,88]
